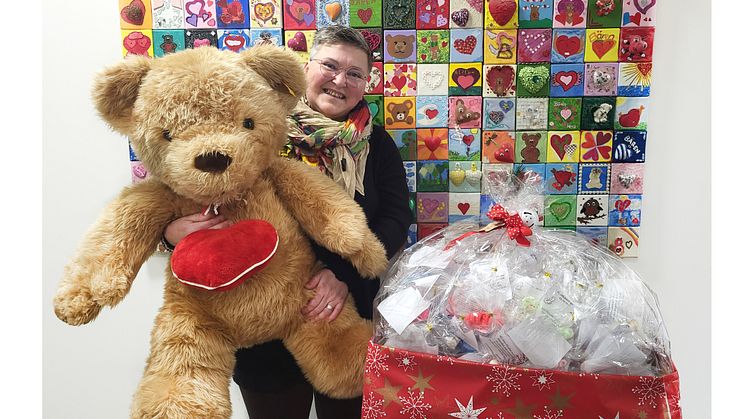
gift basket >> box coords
[362,173,681,419]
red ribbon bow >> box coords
[486,204,533,247]
[443,204,535,250]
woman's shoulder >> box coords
[368,124,395,150]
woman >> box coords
[161,26,412,418]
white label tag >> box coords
[377,287,430,335]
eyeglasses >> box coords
[311,59,368,89]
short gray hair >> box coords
[309,26,373,71]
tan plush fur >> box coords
[53,45,389,418]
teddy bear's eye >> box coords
[243,118,254,129]
[162,130,172,141]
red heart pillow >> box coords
[171,220,279,291]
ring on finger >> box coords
[326,303,334,311]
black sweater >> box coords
[311,125,413,319]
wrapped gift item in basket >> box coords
[363,174,681,419]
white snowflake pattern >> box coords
[531,370,555,392]
[436,354,456,365]
[396,352,417,372]
[449,395,487,418]
[632,376,666,408]
[533,406,564,419]
[486,365,522,397]
[399,387,433,419]
[485,415,505,419]
[362,392,387,419]
[365,345,390,377]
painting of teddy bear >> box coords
[116,0,656,257]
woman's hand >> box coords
[302,269,348,322]
[163,212,230,245]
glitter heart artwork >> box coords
[121,0,146,25]
[489,110,505,124]
[360,30,381,51]
[454,35,478,55]
[518,66,549,94]
[450,165,466,186]
[451,8,469,27]
[423,71,444,89]
[549,201,572,220]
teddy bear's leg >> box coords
[283,302,375,399]
[130,301,236,419]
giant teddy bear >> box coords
[53,45,389,418]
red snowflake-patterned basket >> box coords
[362,341,681,419]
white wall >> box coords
[42,1,710,418]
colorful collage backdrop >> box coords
[119,0,656,257]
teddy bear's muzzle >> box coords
[194,151,232,173]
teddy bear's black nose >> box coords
[194,152,232,173]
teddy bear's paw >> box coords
[89,271,132,308]
[349,234,390,279]
[53,284,102,326]
[132,374,232,419]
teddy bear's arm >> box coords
[54,181,180,325]
[269,159,389,278]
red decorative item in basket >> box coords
[363,342,681,419]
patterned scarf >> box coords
[283,98,373,198]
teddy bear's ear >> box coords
[239,45,306,113]
[91,55,152,135]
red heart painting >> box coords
[637,62,652,76]
[488,0,517,26]
[287,32,307,51]
[485,66,515,96]
[457,203,470,215]
[592,40,615,58]
[171,220,279,291]
[554,35,581,57]
[454,35,477,55]
[357,8,373,24]
[615,199,631,212]
[391,75,407,91]
[462,134,475,146]
[424,135,442,152]
[287,1,311,23]
[451,68,480,90]
[360,30,381,52]
[550,134,572,160]
[619,108,643,127]
[554,71,578,91]
[425,109,439,120]
[222,34,246,52]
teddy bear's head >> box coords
[93,45,306,205]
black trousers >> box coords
[233,340,362,419]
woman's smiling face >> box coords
[304,44,370,121]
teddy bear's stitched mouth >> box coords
[194,151,232,173]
